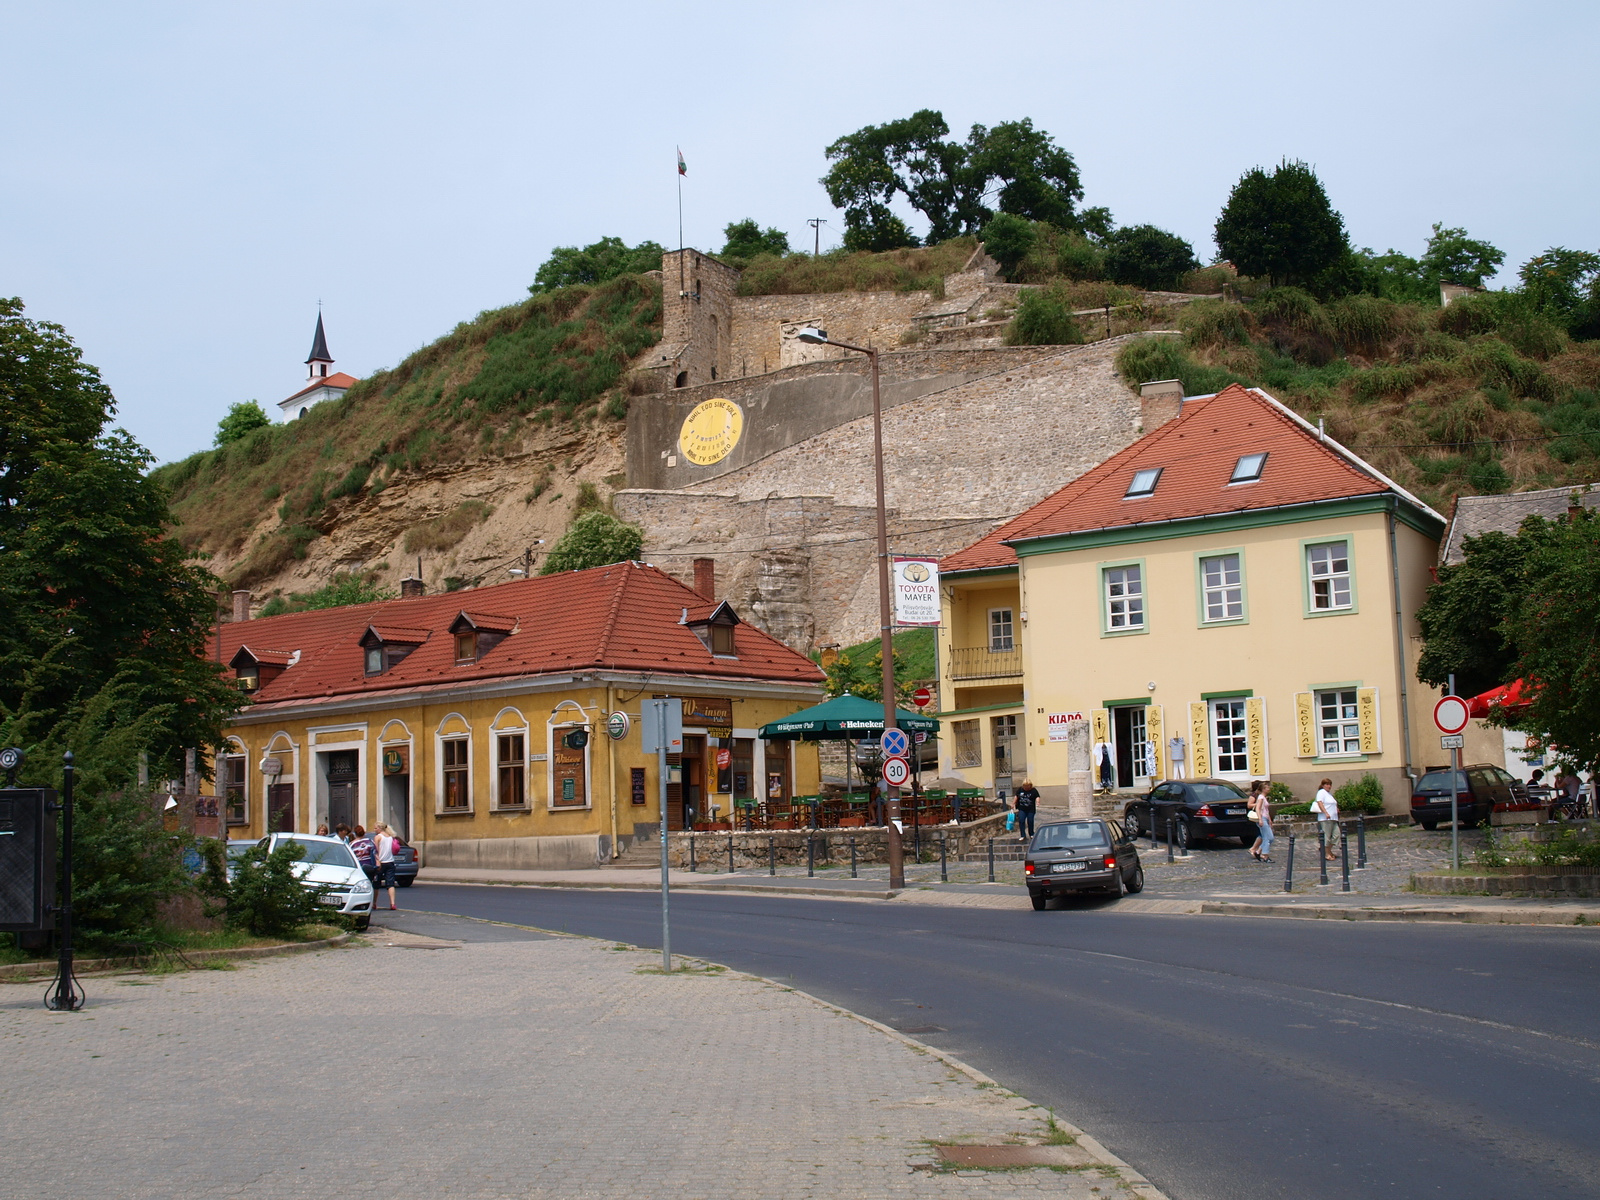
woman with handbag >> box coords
[1248,780,1274,861]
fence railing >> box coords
[948,645,1023,680]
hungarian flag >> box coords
[677,147,687,176]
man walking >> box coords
[1013,779,1039,841]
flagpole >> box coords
[676,148,685,298]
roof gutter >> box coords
[1004,494,1395,550]
[1386,496,1417,786]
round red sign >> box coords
[912,686,932,708]
[1433,695,1471,735]
[882,755,911,786]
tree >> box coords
[0,298,241,776]
[1518,247,1600,330]
[1420,223,1505,288]
[214,400,271,446]
[529,236,665,293]
[539,511,644,575]
[1103,224,1200,291]
[1005,286,1085,346]
[822,111,1085,248]
[979,213,1037,278]
[1416,529,1532,700]
[719,219,790,260]
[1213,160,1349,287]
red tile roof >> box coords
[282,372,359,404]
[218,562,823,710]
[941,384,1439,573]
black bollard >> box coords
[689,833,697,873]
[850,836,858,879]
[940,832,948,883]
[1318,826,1329,886]
[807,835,815,878]
[728,831,735,874]
[1340,829,1351,892]
[1284,833,1296,893]
[1356,813,1368,869]
[988,837,996,883]
[1166,818,1175,863]
[768,835,776,876]
[1150,807,1160,852]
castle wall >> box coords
[726,291,937,379]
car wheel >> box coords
[1420,820,1438,831]
[1125,864,1145,894]
[355,918,370,931]
[1107,869,1126,899]
[397,877,414,888]
[1030,894,1049,911]
[1122,812,1141,839]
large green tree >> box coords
[214,399,271,446]
[1420,223,1505,288]
[0,297,240,775]
[1213,159,1349,287]
[718,219,791,261]
[1102,224,1199,291]
[539,511,644,575]
[529,236,665,293]
[1518,247,1600,334]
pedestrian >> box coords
[316,823,330,837]
[1248,780,1274,862]
[334,823,351,842]
[1014,779,1039,841]
[1093,740,1116,794]
[1314,778,1340,860]
[350,824,377,880]
[1168,735,1186,780]
[373,822,399,911]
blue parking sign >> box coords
[880,728,909,758]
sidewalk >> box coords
[1,918,1161,1199]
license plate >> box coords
[1226,808,1246,816]
[319,895,344,906]
[1051,861,1087,873]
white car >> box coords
[260,834,375,930]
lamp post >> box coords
[796,327,904,889]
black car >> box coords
[1025,818,1144,908]
[392,840,418,887]
[1409,764,1525,830]
[1122,779,1257,847]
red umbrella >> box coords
[1466,678,1533,718]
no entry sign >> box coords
[882,755,911,786]
[1433,695,1471,735]
[912,686,932,708]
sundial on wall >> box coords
[678,398,744,466]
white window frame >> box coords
[988,608,1014,651]
[1198,552,1245,623]
[1305,539,1355,614]
[1315,688,1363,758]
[546,700,593,812]
[435,715,474,815]
[1211,698,1250,776]
[1102,561,1146,634]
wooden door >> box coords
[267,783,295,833]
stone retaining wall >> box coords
[666,811,1010,870]
[1411,871,1600,898]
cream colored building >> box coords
[936,384,1447,811]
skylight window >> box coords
[1230,452,1268,483]
[1125,468,1163,497]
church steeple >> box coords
[305,313,333,381]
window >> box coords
[455,632,477,662]
[1212,700,1248,773]
[364,646,383,675]
[496,734,526,807]
[442,738,470,808]
[992,714,1018,774]
[989,609,1014,651]
[1104,565,1144,629]
[952,719,982,768]
[1125,468,1162,497]
[710,624,735,655]
[237,665,260,692]
[223,755,246,825]
[1230,452,1267,482]
[1307,541,1352,610]
[1200,554,1243,622]
[1316,689,1361,756]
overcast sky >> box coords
[4,1,1595,465]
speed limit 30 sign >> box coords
[882,755,911,786]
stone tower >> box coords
[657,249,737,390]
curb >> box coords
[0,932,353,982]
[1199,901,1600,926]
[424,878,901,901]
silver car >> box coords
[260,834,375,930]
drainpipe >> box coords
[607,683,619,859]
[1387,500,1416,785]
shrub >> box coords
[1103,224,1200,291]
[1180,298,1250,348]
[1005,287,1085,346]
[979,213,1036,279]
[540,511,644,574]
[1325,294,1408,355]
[1334,773,1386,814]
[1116,336,1249,398]
[1180,265,1234,294]
[200,840,329,938]
[214,400,272,447]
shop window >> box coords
[1317,689,1362,756]
[497,733,526,807]
[442,738,470,809]
[1211,700,1248,773]
[952,719,982,768]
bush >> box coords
[1103,224,1199,291]
[540,510,644,574]
[1005,286,1085,346]
[214,401,272,447]
[201,840,329,938]
[1180,298,1250,348]
[1334,773,1386,814]
[1116,336,1248,398]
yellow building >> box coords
[936,384,1446,810]
[216,562,823,868]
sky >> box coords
[4,1,1596,465]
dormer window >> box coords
[1125,468,1163,498]
[1230,452,1268,483]
[229,645,291,693]
[359,626,427,676]
[685,600,741,658]
[238,665,260,693]
[455,632,477,663]
[448,611,515,666]
[711,625,735,655]
[365,646,384,674]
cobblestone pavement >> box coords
[0,919,1158,1200]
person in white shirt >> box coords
[1314,778,1340,861]
[373,822,400,911]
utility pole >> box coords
[807,218,825,257]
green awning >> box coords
[759,693,940,740]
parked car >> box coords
[392,839,418,887]
[1025,818,1144,907]
[259,833,375,929]
[1409,765,1528,830]
[1121,779,1257,847]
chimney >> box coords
[231,589,251,623]
[400,577,425,599]
[692,557,716,601]
[1139,379,1183,432]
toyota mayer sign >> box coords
[892,557,940,626]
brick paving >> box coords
[0,919,1156,1200]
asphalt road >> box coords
[399,884,1600,1200]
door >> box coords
[326,750,358,831]
[991,715,1017,798]
[1210,700,1249,777]
[267,783,295,833]
[1111,707,1152,789]
[665,736,707,830]
[383,774,410,841]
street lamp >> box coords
[795,327,905,889]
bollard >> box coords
[850,836,858,879]
[1284,833,1296,893]
[688,833,697,873]
[988,837,996,883]
[940,832,948,883]
[1340,829,1351,892]
[768,835,776,876]
[1356,813,1368,869]
[1318,826,1329,886]
[1150,808,1160,852]
[728,831,735,874]
[1177,819,1189,858]
[807,835,815,878]
[1166,818,1175,863]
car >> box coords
[1121,779,1258,847]
[1025,818,1144,908]
[392,839,418,887]
[1409,764,1526,830]
[259,833,375,929]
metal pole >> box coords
[1318,825,1329,886]
[940,832,948,883]
[850,836,858,878]
[47,751,82,1012]
[1284,832,1296,893]
[1356,813,1367,869]
[728,830,735,874]
[768,835,775,876]
[807,835,815,878]
[1449,673,1461,871]
[656,705,671,974]
[1166,817,1174,863]
[1340,828,1351,892]
[688,832,696,873]
[866,346,906,891]
[987,837,995,883]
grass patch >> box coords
[402,500,494,554]
[734,239,975,297]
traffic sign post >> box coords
[1435,682,1468,869]
[642,698,683,973]
[882,755,911,787]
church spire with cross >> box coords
[305,312,333,381]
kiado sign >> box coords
[891,557,940,627]
[1046,712,1086,742]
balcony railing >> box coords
[948,645,1023,680]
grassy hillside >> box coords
[150,274,660,586]
[1116,289,1600,509]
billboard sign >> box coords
[892,557,940,626]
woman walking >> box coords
[373,822,399,911]
[1314,778,1340,860]
[1248,780,1274,861]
